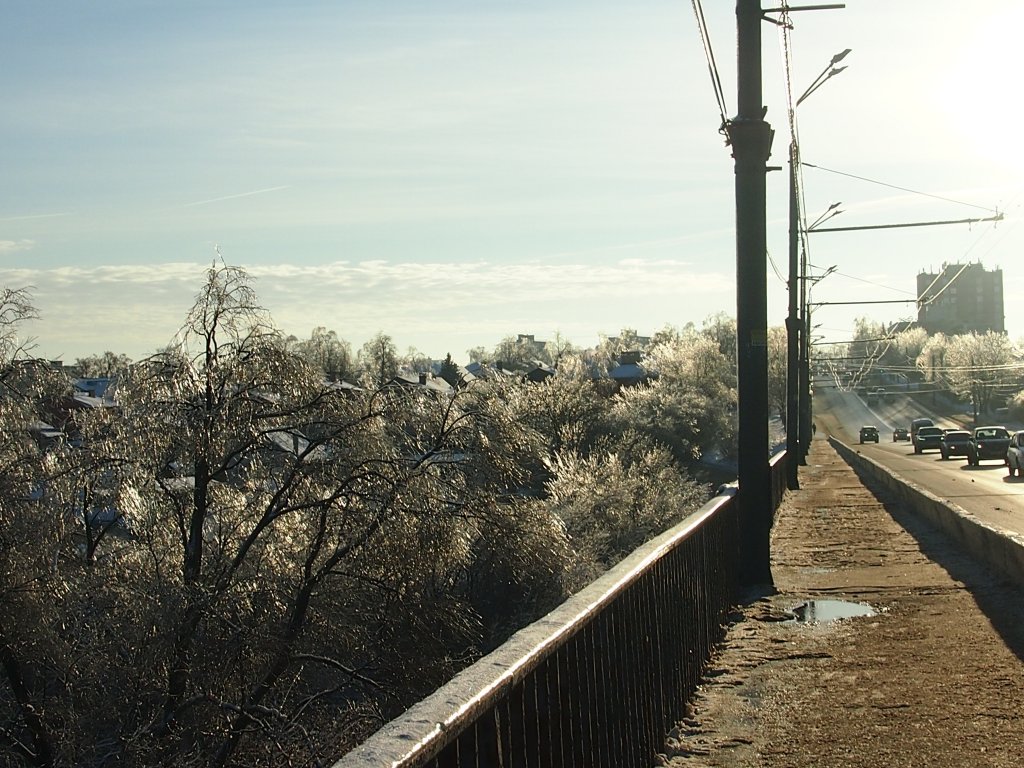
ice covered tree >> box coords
[0,288,70,768]
[293,326,352,381]
[13,265,567,766]
[942,331,1015,420]
[610,330,737,465]
[358,332,399,387]
[73,351,133,378]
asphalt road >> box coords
[815,383,1024,537]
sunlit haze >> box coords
[3,1,1022,362]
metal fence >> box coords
[335,451,788,768]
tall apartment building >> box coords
[917,262,1004,335]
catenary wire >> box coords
[691,0,729,132]
[807,263,919,297]
[801,162,1000,214]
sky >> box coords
[2,1,1023,363]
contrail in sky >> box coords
[0,212,73,222]
[183,186,290,208]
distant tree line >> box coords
[815,317,1024,422]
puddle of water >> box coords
[789,599,876,624]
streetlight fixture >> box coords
[810,264,838,282]
[796,48,852,106]
[808,202,843,231]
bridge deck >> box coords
[665,432,1024,766]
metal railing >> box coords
[335,451,788,768]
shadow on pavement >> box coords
[849,463,1024,665]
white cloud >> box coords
[4,257,735,361]
[38,263,207,285]
[0,239,34,254]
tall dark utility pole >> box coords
[791,43,850,464]
[731,0,773,587]
[785,137,801,488]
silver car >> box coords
[1007,431,1024,476]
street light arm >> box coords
[806,202,843,231]
[801,264,838,284]
[808,213,1004,233]
[797,65,849,106]
[762,4,847,13]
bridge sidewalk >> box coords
[664,434,1024,767]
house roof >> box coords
[609,362,647,380]
[70,392,114,409]
[390,372,456,395]
[72,377,116,398]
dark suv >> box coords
[859,425,879,444]
[913,426,944,454]
[967,426,1011,466]
[910,417,934,439]
[939,430,972,460]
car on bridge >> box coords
[939,430,972,460]
[913,426,944,454]
[893,427,909,442]
[910,417,934,439]
[1007,431,1024,476]
[967,426,1011,467]
[859,425,879,444]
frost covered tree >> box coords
[767,325,788,423]
[942,331,1015,420]
[358,331,399,387]
[73,350,133,378]
[0,268,575,767]
[293,326,352,381]
[544,435,705,585]
[611,330,737,464]
[891,327,929,376]
[503,367,610,458]
[491,335,541,371]
[0,288,71,768]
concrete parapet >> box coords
[830,436,1024,586]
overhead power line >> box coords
[691,0,729,135]
[801,162,1000,213]
[807,262,918,296]
[918,262,970,307]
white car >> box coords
[1007,431,1024,476]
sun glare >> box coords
[941,8,1024,175]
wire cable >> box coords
[919,262,970,306]
[767,249,788,286]
[801,162,1000,214]
[778,3,798,142]
[691,0,730,133]
[807,263,918,297]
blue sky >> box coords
[3,1,1023,362]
